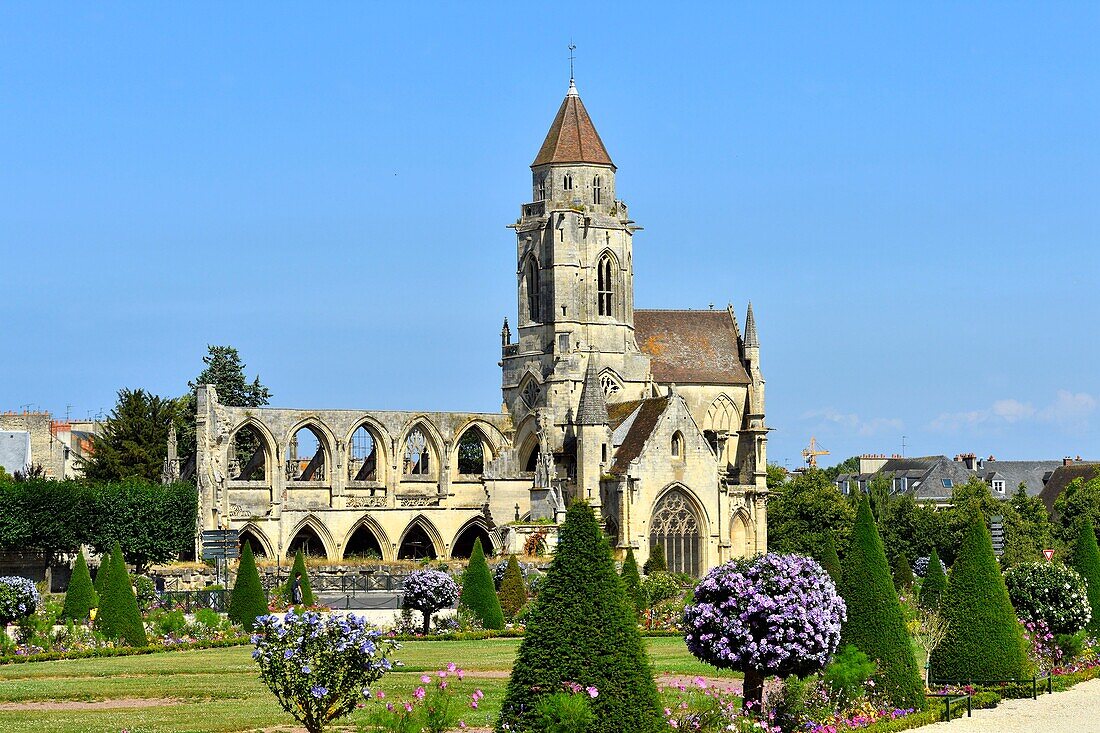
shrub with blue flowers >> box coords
[251,610,398,733]
[401,569,459,635]
[684,553,846,712]
[0,577,39,626]
[1004,561,1092,635]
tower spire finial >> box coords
[568,41,576,83]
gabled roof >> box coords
[609,397,670,475]
[635,309,751,385]
[1039,463,1100,513]
[532,81,614,168]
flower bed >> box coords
[0,636,250,665]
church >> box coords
[191,78,769,576]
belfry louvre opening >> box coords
[649,489,702,576]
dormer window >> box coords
[992,479,1006,494]
[563,173,574,191]
[593,175,602,204]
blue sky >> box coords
[1,3,1097,468]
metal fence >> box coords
[262,573,407,594]
[158,589,231,613]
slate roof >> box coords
[576,357,609,425]
[608,397,670,475]
[1039,463,1100,513]
[634,309,751,385]
[532,82,614,168]
[979,461,1064,497]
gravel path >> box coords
[925,678,1100,732]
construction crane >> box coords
[802,436,830,468]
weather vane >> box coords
[568,41,576,82]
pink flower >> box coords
[421,675,431,684]
[586,686,598,698]
[414,686,426,700]
[447,662,457,672]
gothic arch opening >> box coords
[704,394,738,468]
[402,424,436,478]
[522,256,540,323]
[344,523,384,560]
[731,510,754,557]
[348,423,383,482]
[451,522,493,559]
[398,521,438,560]
[597,252,615,317]
[456,426,489,476]
[229,423,270,481]
[287,424,329,482]
[649,488,704,576]
[287,523,327,559]
[238,527,269,558]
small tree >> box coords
[817,532,842,584]
[642,543,667,575]
[95,541,147,646]
[684,553,845,711]
[284,549,315,607]
[498,555,528,621]
[402,569,459,635]
[620,547,645,616]
[500,502,663,733]
[1005,562,1091,635]
[1072,516,1100,637]
[838,498,924,709]
[930,514,1029,681]
[229,542,269,631]
[459,538,504,630]
[893,554,914,591]
[918,548,946,611]
[913,609,949,687]
[61,551,98,621]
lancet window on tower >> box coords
[525,258,540,322]
[592,175,602,204]
[537,178,546,201]
[597,254,614,316]
[563,173,574,191]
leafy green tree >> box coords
[943,478,1029,566]
[0,478,89,581]
[838,498,924,709]
[61,550,98,621]
[284,549,315,607]
[498,555,527,621]
[1002,485,1053,568]
[82,389,178,482]
[459,538,504,630]
[95,541,147,646]
[867,473,893,524]
[228,542,268,631]
[620,547,645,616]
[177,345,272,461]
[816,532,842,585]
[766,463,788,490]
[1071,516,1100,637]
[930,514,1030,681]
[89,480,198,573]
[918,548,946,611]
[767,468,856,556]
[499,503,663,733]
[1054,471,1100,552]
[879,494,950,567]
[823,456,860,482]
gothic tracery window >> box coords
[649,489,702,576]
[521,380,540,408]
[348,425,378,481]
[404,427,431,476]
[599,373,620,397]
[597,254,613,316]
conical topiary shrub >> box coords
[498,555,527,621]
[838,498,924,709]
[62,550,98,622]
[817,532,842,585]
[930,514,1030,681]
[228,542,269,631]
[459,538,505,630]
[621,547,645,616]
[95,541,147,646]
[643,543,667,575]
[1072,516,1100,637]
[499,502,663,733]
[284,549,315,607]
[893,555,914,591]
[93,547,113,600]
[919,548,946,611]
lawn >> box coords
[0,637,736,732]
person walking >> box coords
[290,571,303,606]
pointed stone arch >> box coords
[341,515,391,561]
[598,367,624,399]
[730,508,755,559]
[450,517,495,559]
[227,418,278,482]
[286,515,337,560]
[284,417,338,483]
[704,393,740,467]
[595,248,622,319]
[453,422,498,477]
[343,416,391,483]
[649,485,708,576]
[399,417,444,479]
[236,523,273,558]
[397,515,445,559]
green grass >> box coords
[0,637,735,732]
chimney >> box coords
[1065,457,1074,466]
[957,452,978,471]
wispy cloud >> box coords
[930,390,1097,432]
[801,408,903,437]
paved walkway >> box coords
[926,678,1100,732]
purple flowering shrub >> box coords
[402,569,459,635]
[684,554,846,710]
[0,577,39,625]
[251,610,398,733]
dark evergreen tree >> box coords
[918,548,946,611]
[61,550,98,621]
[838,498,924,709]
[82,389,177,482]
[228,542,268,630]
[177,345,272,461]
[459,538,504,630]
[95,541,147,646]
[1072,516,1100,637]
[642,543,667,575]
[620,547,645,616]
[498,554,527,621]
[893,554,914,591]
[499,503,663,733]
[816,532,842,585]
[930,514,1029,681]
[284,549,315,607]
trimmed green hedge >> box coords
[459,538,505,630]
[1072,516,1100,637]
[0,637,250,665]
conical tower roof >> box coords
[532,80,614,169]
[576,355,609,425]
